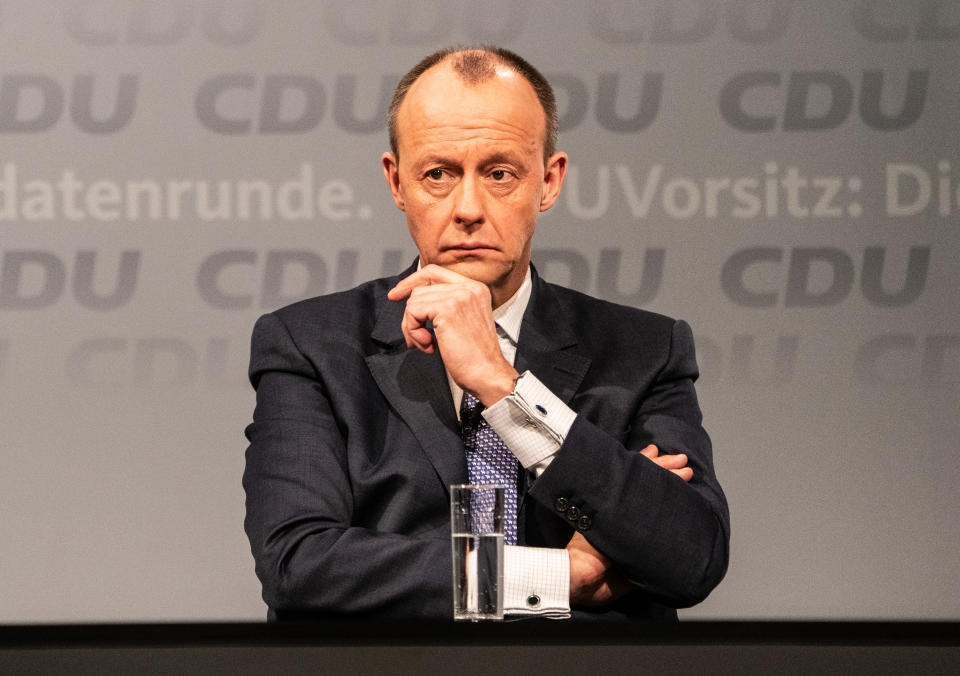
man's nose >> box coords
[452,176,484,227]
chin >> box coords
[440,259,510,287]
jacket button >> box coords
[554,497,569,512]
[566,505,582,521]
[577,515,592,531]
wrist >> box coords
[474,365,519,407]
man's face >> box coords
[382,62,566,305]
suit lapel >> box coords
[365,270,468,492]
[515,272,591,405]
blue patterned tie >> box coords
[460,392,519,545]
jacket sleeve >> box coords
[527,319,730,608]
[242,311,452,619]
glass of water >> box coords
[450,484,505,621]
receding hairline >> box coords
[388,46,558,164]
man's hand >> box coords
[567,532,631,607]
[640,444,693,481]
[387,265,517,406]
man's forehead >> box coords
[396,61,545,143]
[406,60,535,103]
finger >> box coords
[652,453,688,470]
[408,327,434,352]
[387,275,425,301]
[639,444,659,459]
[399,289,440,333]
[387,264,471,300]
[416,263,472,283]
[671,467,694,482]
[399,306,435,353]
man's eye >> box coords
[427,169,444,180]
[491,169,506,180]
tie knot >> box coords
[460,393,484,431]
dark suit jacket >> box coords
[243,264,729,621]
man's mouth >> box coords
[445,243,496,252]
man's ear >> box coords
[539,151,568,212]
[382,152,405,211]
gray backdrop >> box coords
[2,0,958,622]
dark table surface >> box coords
[3,621,959,675]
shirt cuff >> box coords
[482,371,577,470]
[503,545,570,619]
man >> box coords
[243,46,729,620]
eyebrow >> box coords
[414,151,525,168]
[481,152,524,168]
[415,155,458,169]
